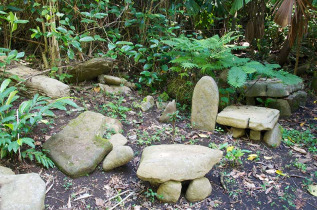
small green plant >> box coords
[293,159,307,173]
[167,110,180,143]
[102,96,131,120]
[136,130,161,146]
[256,97,275,107]
[144,188,163,203]
[0,79,77,168]
[218,143,251,166]
[63,177,73,190]
[283,128,316,154]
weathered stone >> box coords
[185,177,212,202]
[43,111,113,177]
[103,146,134,171]
[231,128,245,138]
[216,106,280,131]
[109,133,127,147]
[98,75,135,88]
[0,166,15,175]
[250,130,261,141]
[245,79,268,97]
[156,101,168,110]
[68,58,114,83]
[0,65,70,99]
[140,96,155,112]
[263,123,282,147]
[156,181,182,203]
[246,97,256,105]
[99,83,131,95]
[286,91,307,112]
[159,100,177,123]
[191,76,219,131]
[137,144,223,184]
[0,173,46,210]
[267,82,304,97]
[268,99,292,118]
[105,116,123,133]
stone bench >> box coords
[216,105,282,147]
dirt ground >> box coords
[1,81,317,210]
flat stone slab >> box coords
[0,173,46,210]
[137,144,223,184]
[216,106,280,131]
[43,111,114,177]
[245,78,304,97]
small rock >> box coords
[263,123,282,148]
[185,177,212,202]
[267,99,292,118]
[140,96,155,112]
[250,130,261,141]
[156,181,182,203]
[109,133,128,147]
[0,173,46,210]
[105,116,123,133]
[99,83,131,95]
[286,91,307,112]
[103,146,134,171]
[156,101,168,110]
[231,128,245,138]
[159,100,177,123]
[0,166,15,175]
[98,75,135,88]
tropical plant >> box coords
[0,79,78,168]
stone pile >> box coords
[137,144,223,203]
[216,105,282,147]
[43,111,133,178]
[245,78,307,118]
[98,75,135,95]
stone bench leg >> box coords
[250,130,261,141]
[231,128,245,138]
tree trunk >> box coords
[278,39,291,66]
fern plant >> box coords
[0,79,78,168]
[162,32,302,88]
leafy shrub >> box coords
[283,128,317,154]
[162,32,302,88]
[0,79,77,168]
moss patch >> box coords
[166,77,195,105]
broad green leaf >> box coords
[79,36,94,42]
[0,79,11,93]
[143,64,152,70]
[5,90,18,105]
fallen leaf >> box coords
[40,120,49,124]
[94,87,100,93]
[276,170,286,176]
[227,146,234,152]
[300,122,305,127]
[265,186,274,194]
[266,169,276,174]
[248,154,258,161]
[264,156,273,160]
[198,133,208,138]
[95,198,105,207]
[74,193,92,201]
[308,185,317,197]
[244,180,256,190]
[291,146,307,154]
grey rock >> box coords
[137,144,223,184]
[245,79,268,97]
[286,91,307,112]
[0,166,15,175]
[191,76,219,131]
[0,173,46,210]
[43,111,114,177]
[159,100,177,123]
[263,123,282,147]
[98,75,135,88]
[268,99,292,118]
[185,177,212,202]
[103,146,134,171]
[156,181,182,203]
[99,83,131,95]
[109,133,127,147]
[140,96,155,112]
[68,58,114,83]
[156,101,168,110]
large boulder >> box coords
[0,173,46,210]
[185,177,212,202]
[191,76,219,131]
[43,111,115,177]
[157,181,182,203]
[0,166,15,175]
[102,146,134,171]
[0,65,70,99]
[68,58,114,83]
[216,105,280,131]
[137,144,223,184]
[263,123,282,147]
[159,100,176,123]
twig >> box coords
[12,36,45,46]
[105,190,130,203]
[289,174,307,179]
[109,192,134,210]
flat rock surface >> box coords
[137,144,223,184]
[0,173,46,210]
[43,111,113,178]
[216,105,280,131]
[0,166,15,175]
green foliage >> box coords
[162,32,302,88]
[283,128,317,154]
[101,96,131,120]
[144,188,163,202]
[0,79,78,168]
[214,142,251,166]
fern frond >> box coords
[228,67,247,88]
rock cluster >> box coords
[98,75,135,95]
[137,144,223,203]
[43,111,133,178]
[216,105,282,147]
[245,78,307,118]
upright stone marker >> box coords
[191,76,219,131]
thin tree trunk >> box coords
[278,39,291,66]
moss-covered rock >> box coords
[166,77,195,105]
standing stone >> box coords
[185,177,212,202]
[109,133,128,147]
[231,128,245,138]
[156,181,182,203]
[191,76,219,131]
[263,123,282,147]
[0,173,46,210]
[250,130,261,141]
[43,111,113,178]
[103,146,134,171]
[159,100,177,123]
